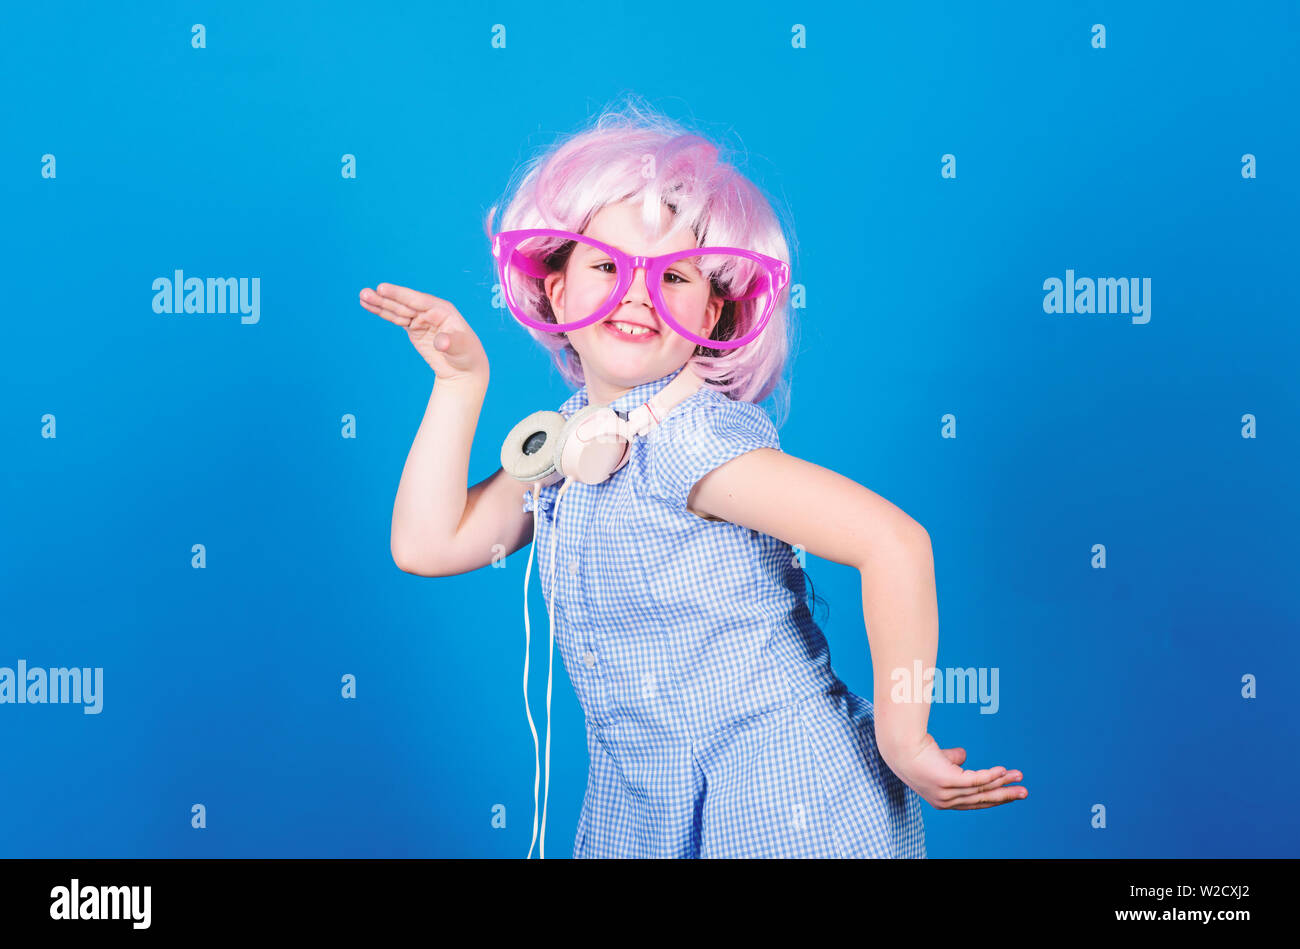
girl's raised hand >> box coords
[359,283,489,387]
[878,732,1027,810]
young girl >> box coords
[361,102,1027,859]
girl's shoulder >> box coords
[654,384,780,445]
[643,386,781,514]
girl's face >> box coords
[544,199,723,401]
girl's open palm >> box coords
[880,733,1027,810]
[359,283,489,386]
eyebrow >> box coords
[576,241,706,265]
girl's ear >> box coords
[701,292,724,336]
[544,271,565,321]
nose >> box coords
[622,265,653,309]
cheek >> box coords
[675,289,715,326]
[564,273,618,313]
[563,323,610,359]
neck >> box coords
[585,376,632,408]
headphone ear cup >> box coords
[500,410,566,486]
[554,405,629,485]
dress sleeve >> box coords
[646,395,781,513]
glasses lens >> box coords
[662,252,773,347]
[502,235,620,330]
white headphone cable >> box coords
[522,476,572,860]
[522,482,542,860]
[540,476,572,858]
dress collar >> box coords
[560,365,687,418]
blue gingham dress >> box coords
[520,365,927,858]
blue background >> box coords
[2,0,1297,858]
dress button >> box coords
[583,651,597,668]
[568,559,580,574]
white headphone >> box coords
[501,365,703,487]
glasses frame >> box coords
[491,228,791,350]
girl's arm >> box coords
[390,377,535,577]
[689,448,1027,810]
[359,283,534,577]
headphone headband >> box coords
[624,365,704,437]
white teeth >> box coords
[609,321,653,336]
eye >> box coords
[664,271,690,285]
[592,261,616,275]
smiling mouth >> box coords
[604,319,659,337]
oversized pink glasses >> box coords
[490,228,791,349]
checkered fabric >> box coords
[520,364,926,858]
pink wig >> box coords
[483,97,797,413]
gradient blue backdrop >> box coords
[3,1,1297,858]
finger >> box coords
[952,766,1008,789]
[946,770,1024,800]
[362,287,421,322]
[427,325,476,364]
[376,282,447,314]
[947,786,1029,809]
[359,293,412,327]
[359,287,411,320]
[932,766,1010,803]
[942,747,967,767]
